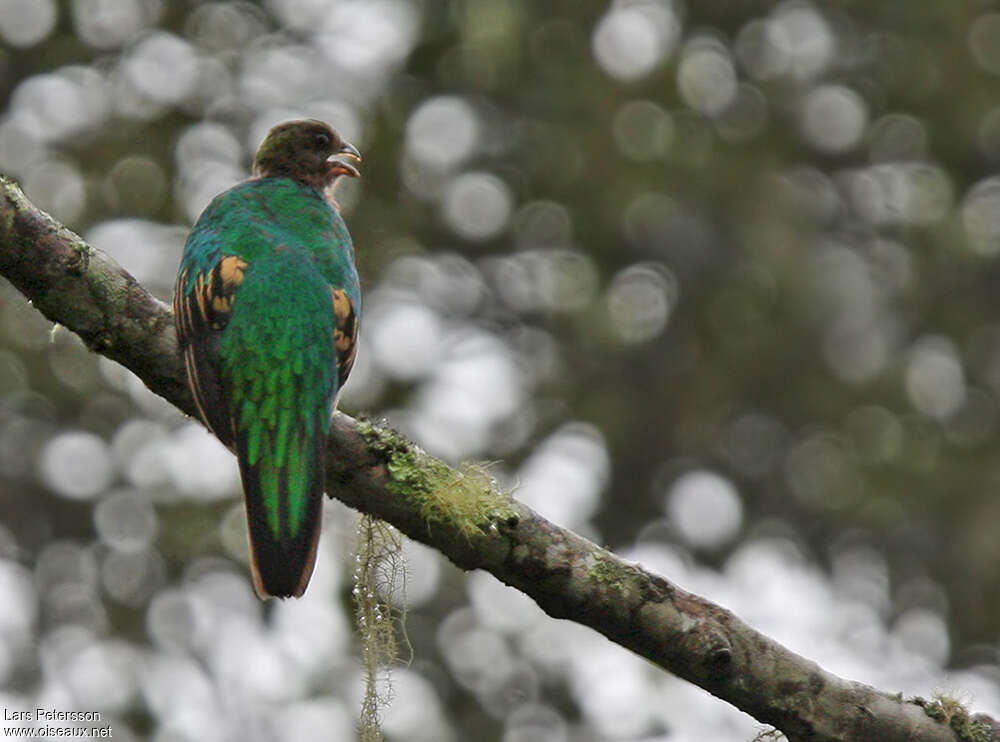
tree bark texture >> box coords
[0,176,991,742]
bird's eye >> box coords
[314,132,331,149]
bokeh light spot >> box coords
[102,548,163,606]
[104,155,167,216]
[406,96,479,169]
[592,0,680,82]
[515,424,609,530]
[606,262,678,343]
[40,431,114,500]
[868,113,928,162]
[666,470,743,549]
[613,100,675,162]
[488,249,599,314]
[512,200,573,248]
[800,84,867,153]
[166,423,240,500]
[0,560,37,635]
[265,0,334,32]
[124,31,198,104]
[503,704,568,742]
[770,1,834,79]
[962,176,1000,256]
[713,83,769,142]
[894,608,950,666]
[468,572,542,633]
[185,2,268,52]
[23,159,86,225]
[0,0,57,48]
[86,219,186,290]
[844,406,903,464]
[94,490,158,552]
[677,37,737,116]
[10,68,109,142]
[316,0,421,75]
[379,669,450,742]
[784,432,856,510]
[368,302,442,380]
[848,163,953,226]
[275,700,355,741]
[437,608,512,692]
[72,0,159,49]
[442,171,513,241]
[969,13,1000,75]
[905,336,965,420]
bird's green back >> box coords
[222,249,335,537]
[179,177,360,306]
[177,176,360,543]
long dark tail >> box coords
[239,426,327,599]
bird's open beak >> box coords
[328,141,362,178]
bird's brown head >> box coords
[253,119,361,191]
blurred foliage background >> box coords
[2,0,1000,740]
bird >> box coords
[174,119,362,598]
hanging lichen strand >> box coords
[354,514,409,742]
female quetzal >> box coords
[174,120,362,598]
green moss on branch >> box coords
[357,419,518,539]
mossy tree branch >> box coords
[0,176,992,742]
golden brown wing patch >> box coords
[205,256,248,327]
[181,256,249,331]
[331,288,358,388]
[176,256,248,333]
[218,255,247,287]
